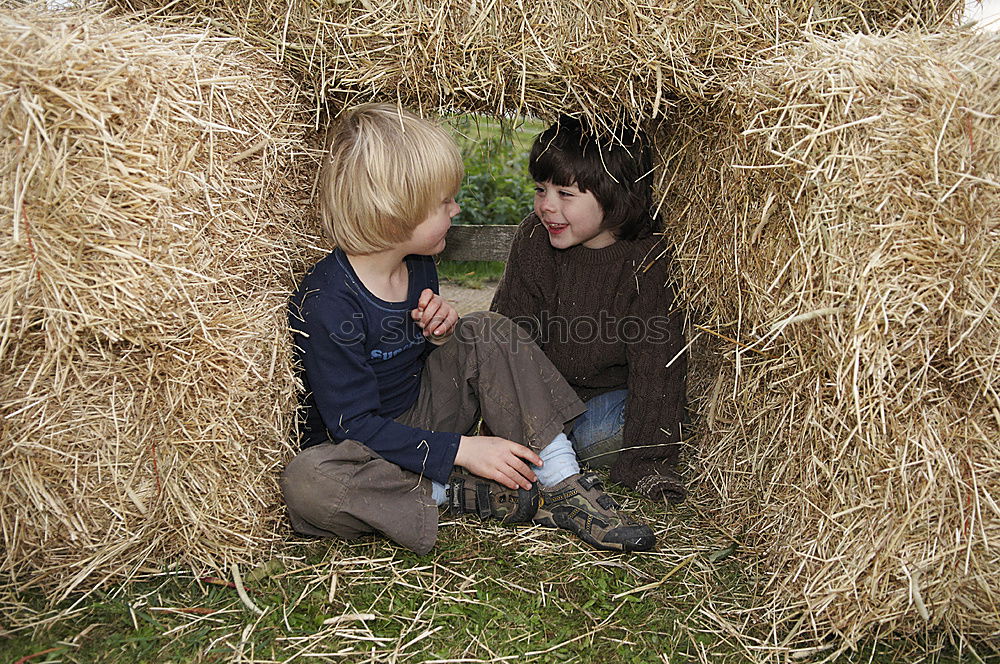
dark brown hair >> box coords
[528,116,658,241]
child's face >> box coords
[533,181,615,250]
[403,192,461,255]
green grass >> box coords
[0,501,744,663]
[1,485,990,664]
[438,260,506,289]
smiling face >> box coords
[401,192,461,255]
[528,116,657,245]
[533,181,615,250]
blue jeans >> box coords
[570,389,627,469]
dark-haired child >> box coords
[491,116,688,503]
[281,104,656,554]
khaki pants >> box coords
[281,311,585,554]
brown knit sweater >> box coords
[490,214,687,489]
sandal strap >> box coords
[476,481,492,519]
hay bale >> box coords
[658,29,1000,648]
[111,0,961,122]
[0,5,323,599]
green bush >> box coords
[449,116,537,226]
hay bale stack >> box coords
[658,29,1000,645]
[112,0,961,121]
[0,5,322,598]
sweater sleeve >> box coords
[615,247,688,476]
[490,215,547,345]
[295,291,461,485]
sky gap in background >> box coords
[967,0,1000,28]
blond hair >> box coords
[319,104,464,254]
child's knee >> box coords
[455,310,529,345]
[280,443,374,540]
[281,442,438,551]
[458,310,506,329]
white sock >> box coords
[432,481,448,505]
[532,433,580,488]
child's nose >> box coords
[538,192,556,212]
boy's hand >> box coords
[455,436,543,491]
[412,288,458,343]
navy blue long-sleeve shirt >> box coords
[289,249,461,484]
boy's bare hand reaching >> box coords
[412,288,458,344]
[455,436,543,490]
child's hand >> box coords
[411,288,458,343]
[455,436,543,491]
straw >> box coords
[4,1,997,655]
[0,3,325,603]
[658,28,1000,648]
[109,0,964,125]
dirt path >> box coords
[439,282,497,316]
